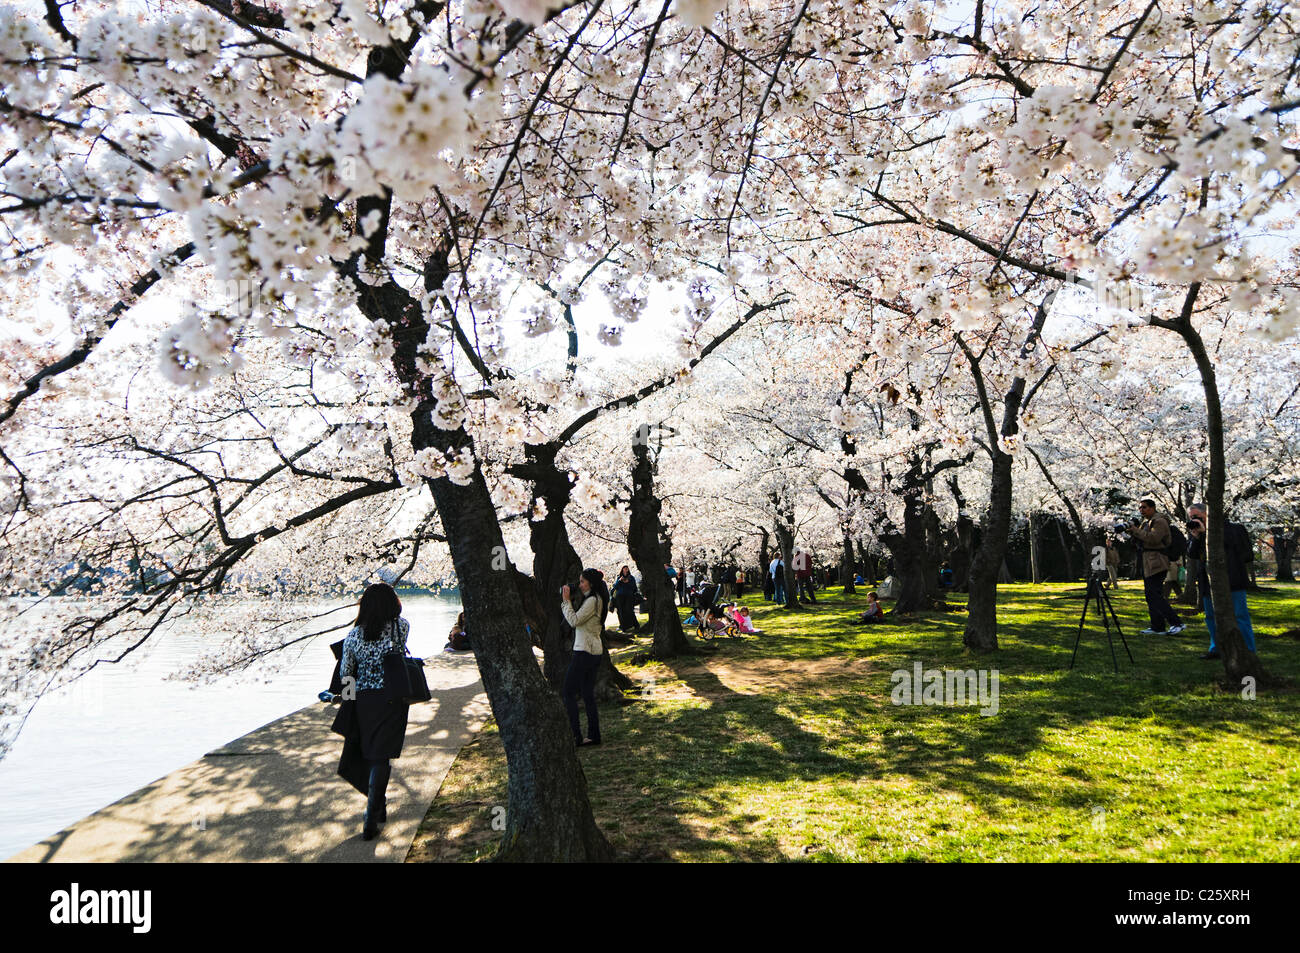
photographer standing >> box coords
[560,569,608,747]
[1186,503,1257,661]
[1128,499,1186,635]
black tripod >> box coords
[1069,572,1135,673]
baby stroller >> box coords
[695,602,746,642]
[694,583,720,609]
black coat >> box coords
[1187,522,1251,592]
[327,639,409,795]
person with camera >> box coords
[560,568,608,747]
[1127,499,1186,635]
[1186,503,1257,661]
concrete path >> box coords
[6,655,488,863]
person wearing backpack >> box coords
[1163,522,1189,601]
[1128,499,1186,635]
[1186,503,1257,660]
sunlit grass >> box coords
[410,582,1300,862]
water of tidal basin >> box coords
[0,593,463,860]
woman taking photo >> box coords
[611,565,640,633]
[560,568,608,747]
[339,582,411,840]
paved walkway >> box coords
[6,655,489,863]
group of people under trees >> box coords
[1116,499,1258,661]
[322,488,1268,840]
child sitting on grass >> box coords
[729,605,760,634]
[851,592,886,624]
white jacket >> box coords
[561,593,605,655]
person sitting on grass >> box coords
[851,592,886,624]
[730,605,760,634]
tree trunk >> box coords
[964,452,1013,652]
[523,447,632,701]
[628,436,692,657]
[883,455,943,612]
[841,529,857,595]
[1178,315,1266,685]
[857,540,876,585]
[411,418,612,860]
[946,475,975,593]
[1029,512,1042,584]
[362,272,611,861]
[1273,527,1297,582]
[956,290,1058,652]
[1054,517,1076,581]
[522,446,586,690]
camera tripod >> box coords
[1069,572,1135,673]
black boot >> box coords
[363,760,391,840]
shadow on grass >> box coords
[569,584,1300,860]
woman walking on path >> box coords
[339,582,411,840]
[561,569,608,747]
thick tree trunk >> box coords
[523,448,585,689]
[884,531,931,613]
[628,437,692,657]
[884,457,943,612]
[923,484,945,588]
[956,291,1058,652]
[964,452,1013,652]
[520,444,632,701]
[1273,527,1297,582]
[1178,317,1266,684]
[411,417,612,860]
[360,273,610,861]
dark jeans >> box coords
[563,650,601,743]
[1143,573,1183,631]
[797,577,816,602]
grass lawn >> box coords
[407,581,1300,862]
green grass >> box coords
[409,581,1300,862]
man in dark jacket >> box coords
[1186,503,1257,661]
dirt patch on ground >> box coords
[642,655,874,700]
[406,733,506,863]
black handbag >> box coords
[382,637,432,705]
